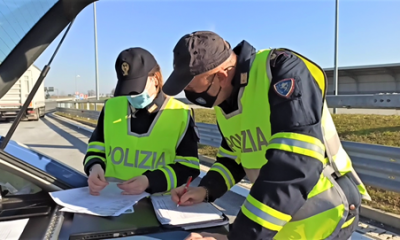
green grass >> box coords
[56,109,400,215]
[56,112,98,126]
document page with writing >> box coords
[49,182,149,216]
[151,195,223,226]
[0,218,29,240]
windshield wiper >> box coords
[0,19,75,150]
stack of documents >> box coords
[150,195,228,230]
[49,182,149,217]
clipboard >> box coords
[149,195,229,231]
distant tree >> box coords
[87,90,95,96]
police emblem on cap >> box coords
[122,62,129,76]
[196,97,207,105]
[274,78,295,98]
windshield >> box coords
[0,164,42,195]
[0,0,58,64]
[0,136,88,188]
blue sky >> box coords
[32,0,400,97]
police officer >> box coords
[83,47,200,196]
[163,31,371,240]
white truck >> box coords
[0,64,45,121]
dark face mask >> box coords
[184,74,222,108]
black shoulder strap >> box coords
[190,107,196,122]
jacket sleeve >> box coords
[227,50,325,240]
[198,123,246,202]
[83,108,107,175]
[143,113,200,194]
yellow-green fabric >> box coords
[214,49,271,170]
[85,141,106,164]
[103,96,191,189]
[212,48,370,239]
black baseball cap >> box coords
[114,47,157,96]
[163,31,232,96]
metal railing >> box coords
[55,106,400,194]
[57,107,101,120]
[197,122,400,193]
[61,93,400,109]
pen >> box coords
[177,176,192,207]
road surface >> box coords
[0,116,399,239]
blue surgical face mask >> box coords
[127,89,155,109]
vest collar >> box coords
[232,40,257,88]
[219,40,256,112]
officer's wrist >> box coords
[143,175,150,190]
[199,186,209,202]
[89,163,100,173]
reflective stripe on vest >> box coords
[84,155,106,165]
[275,165,350,240]
[87,141,106,153]
[267,132,327,165]
[213,48,370,239]
[84,141,107,165]
[103,96,190,187]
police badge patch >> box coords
[273,78,295,98]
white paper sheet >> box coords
[60,205,134,215]
[0,218,29,240]
[151,195,223,225]
[49,182,149,216]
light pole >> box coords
[94,2,100,100]
[333,0,339,114]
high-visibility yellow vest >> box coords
[214,49,371,239]
[103,96,191,189]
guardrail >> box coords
[57,93,400,109]
[55,106,400,194]
[197,122,400,194]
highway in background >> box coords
[0,106,399,238]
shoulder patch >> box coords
[273,78,295,98]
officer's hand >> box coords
[184,232,227,240]
[171,186,207,206]
[117,175,149,195]
[88,164,108,196]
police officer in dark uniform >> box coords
[163,31,368,240]
[83,47,200,196]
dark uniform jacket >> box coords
[199,41,329,239]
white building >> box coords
[324,63,400,95]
